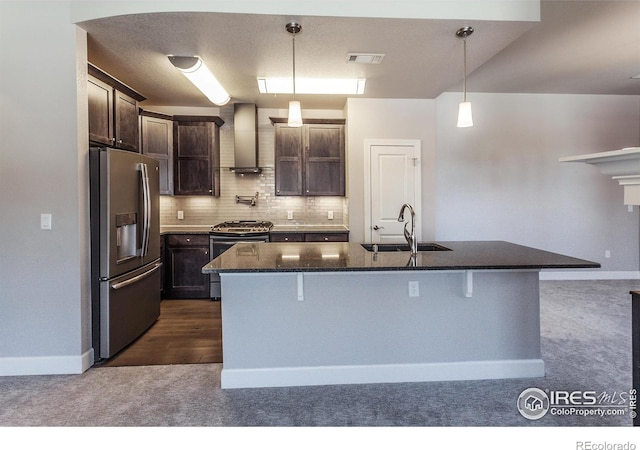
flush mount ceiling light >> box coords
[456,26,474,128]
[168,55,230,106]
[257,78,366,95]
[286,22,303,128]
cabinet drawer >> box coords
[304,233,349,242]
[269,232,305,242]
[165,234,209,247]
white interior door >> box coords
[365,140,421,243]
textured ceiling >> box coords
[79,1,640,110]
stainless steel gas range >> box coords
[209,220,273,299]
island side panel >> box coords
[220,270,543,388]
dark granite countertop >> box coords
[161,224,350,235]
[202,241,600,274]
[271,225,349,233]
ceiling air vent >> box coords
[347,53,385,64]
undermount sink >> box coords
[361,243,451,252]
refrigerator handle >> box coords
[111,262,162,290]
[138,162,151,257]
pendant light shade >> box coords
[286,22,303,127]
[288,100,303,127]
[456,26,474,128]
[457,101,473,128]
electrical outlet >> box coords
[177,211,184,220]
[328,210,334,220]
[605,250,611,258]
[408,281,419,297]
[287,211,294,220]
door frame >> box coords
[364,139,422,243]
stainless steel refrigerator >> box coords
[90,147,162,361]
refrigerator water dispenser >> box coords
[115,212,137,263]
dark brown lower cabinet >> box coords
[270,231,349,242]
[164,234,210,299]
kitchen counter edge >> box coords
[202,241,600,274]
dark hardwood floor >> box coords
[100,299,222,367]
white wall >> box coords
[346,98,437,242]
[435,92,640,275]
[0,1,91,374]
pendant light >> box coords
[286,22,303,127]
[456,26,474,128]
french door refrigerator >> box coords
[90,147,162,361]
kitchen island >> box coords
[202,241,598,389]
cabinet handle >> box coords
[284,237,289,241]
[324,237,329,241]
[117,139,123,144]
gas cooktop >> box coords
[210,220,274,234]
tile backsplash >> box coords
[159,105,348,227]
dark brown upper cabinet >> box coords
[88,64,145,152]
[173,115,224,196]
[140,111,174,195]
[273,119,345,196]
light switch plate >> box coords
[287,211,293,220]
[40,213,52,230]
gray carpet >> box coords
[0,280,637,427]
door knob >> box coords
[373,225,384,230]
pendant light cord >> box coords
[292,30,297,100]
[462,37,467,103]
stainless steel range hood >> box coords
[230,103,261,174]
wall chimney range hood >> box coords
[231,103,261,174]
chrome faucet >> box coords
[397,203,417,254]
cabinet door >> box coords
[114,90,139,152]
[174,121,218,195]
[275,124,303,196]
[165,235,210,299]
[141,115,173,195]
[167,246,210,298]
[88,75,113,146]
[305,124,345,196]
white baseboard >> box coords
[0,349,94,376]
[220,359,545,389]
[539,270,640,281]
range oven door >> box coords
[209,234,268,299]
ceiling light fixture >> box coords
[286,22,303,128]
[168,55,230,106]
[456,26,474,128]
[257,78,366,95]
